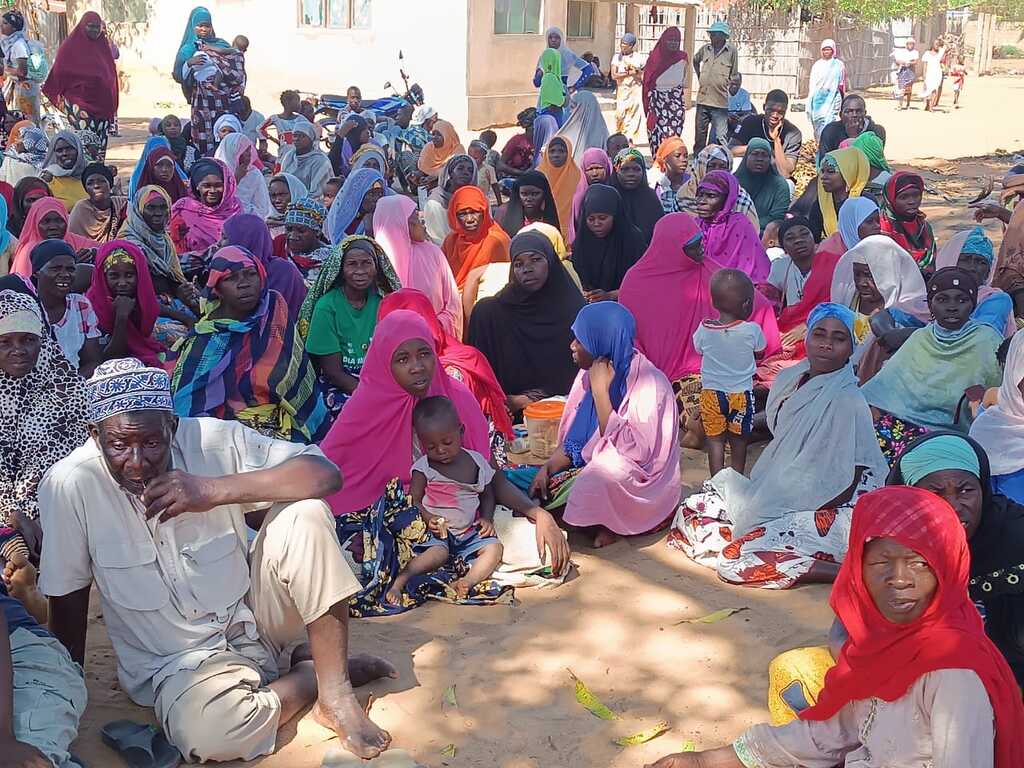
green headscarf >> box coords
[539,49,566,110]
[852,131,890,173]
[898,433,981,486]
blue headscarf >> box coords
[837,197,878,250]
[563,302,637,466]
[325,168,391,245]
[897,433,981,486]
[128,136,188,200]
[172,7,229,83]
[961,225,995,265]
[0,195,12,255]
[807,301,856,339]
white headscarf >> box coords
[830,234,927,310]
[214,133,272,219]
[970,329,1024,476]
[279,119,334,197]
[538,26,587,85]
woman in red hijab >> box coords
[42,12,119,161]
[642,27,688,156]
[442,186,510,290]
[647,485,1024,768]
[379,288,513,441]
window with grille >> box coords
[567,1,594,38]
[494,0,542,35]
[299,0,371,29]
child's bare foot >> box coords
[4,557,47,624]
[452,578,473,601]
[383,574,410,607]
[348,653,399,687]
[311,694,391,759]
[592,528,619,548]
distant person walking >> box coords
[921,37,944,112]
[807,39,847,141]
[0,10,41,121]
[893,39,919,110]
[611,33,645,146]
[692,21,739,153]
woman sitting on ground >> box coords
[416,119,465,180]
[39,130,89,212]
[536,136,580,245]
[172,245,328,443]
[671,303,887,589]
[169,158,242,263]
[609,148,663,247]
[265,172,307,237]
[422,153,475,246]
[804,146,870,242]
[651,486,1024,768]
[68,162,128,244]
[511,302,680,549]
[880,170,936,273]
[568,147,612,244]
[29,240,101,375]
[468,230,584,415]
[373,195,462,339]
[127,136,190,203]
[10,197,96,277]
[694,170,771,282]
[677,145,759,232]
[861,267,1003,460]
[326,167,390,243]
[279,119,333,199]
[298,236,400,416]
[499,169,560,238]
[443,185,510,291]
[282,196,332,285]
[570,183,643,303]
[734,137,791,234]
[889,428,1024,686]
[214,133,272,219]
[85,240,165,365]
[157,113,197,171]
[319,309,570,616]
[222,212,307,321]
[8,177,52,239]
[971,330,1024,504]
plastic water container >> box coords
[523,399,565,459]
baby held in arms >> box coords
[385,396,504,605]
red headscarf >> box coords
[442,185,510,290]
[642,27,687,130]
[85,240,164,366]
[802,486,1024,768]
[137,146,190,203]
[319,310,492,515]
[42,11,119,121]
[379,289,513,438]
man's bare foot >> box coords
[592,528,619,549]
[312,694,392,759]
[452,578,473,601]
[348,653,399,687]
[3,557,47,624]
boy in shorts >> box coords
[385,397,503,605]
[693,269,766,477]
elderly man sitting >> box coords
[39,358,394,763]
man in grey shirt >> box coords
[693,20,739,153]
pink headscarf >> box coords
[169,158,243,254]
[696,170,771,282]
[568,147,612,245]
[320,310,491,515]
[619,213,780,381]
[11,197,96,277]
[85,240,164,366]
[372,195,463,339]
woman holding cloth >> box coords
[611,33,646,146]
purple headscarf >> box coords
[696,170,770,282]
[221,214,307,318]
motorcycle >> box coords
[314,50,424,126]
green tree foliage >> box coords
[748,0,1024,22]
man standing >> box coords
[692,20,739,153]
[729,89,803,179]
[39,359,394,763]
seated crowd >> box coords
[0,8,1022,766]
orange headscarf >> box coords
[536,136,581,245]
[442,186,510,290]
[655,136,687,172]
[417,120,466,178]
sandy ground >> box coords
[70,74,1024,768]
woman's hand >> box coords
[588,357,614,394]
[176,281,200,307]
[112,295,136,322]
[532,506,569,575]
[234,148,250,183]
[528,464,551,502]
[971,202,1011,225]
[75,248,96,264]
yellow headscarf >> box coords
[818,147,870,237]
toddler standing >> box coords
[693,269,766,477]
[385,397,503,605]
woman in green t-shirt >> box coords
[298,235,401,416]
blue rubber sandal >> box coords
[100,720,181,768]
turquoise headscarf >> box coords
[172,7,229,83]
[898,433,981,486]
[962,225,995,265]
[0,195,11,255]
[807,301,856,339]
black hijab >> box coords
[610,168,664,248]
[888,431,1024,685]
[467,230,584,398]
[570,184,645,292]
[500,170,559,237]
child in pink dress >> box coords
[385,396,503,604]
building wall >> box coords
[69,0,470,130]
[466,0,617,128]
